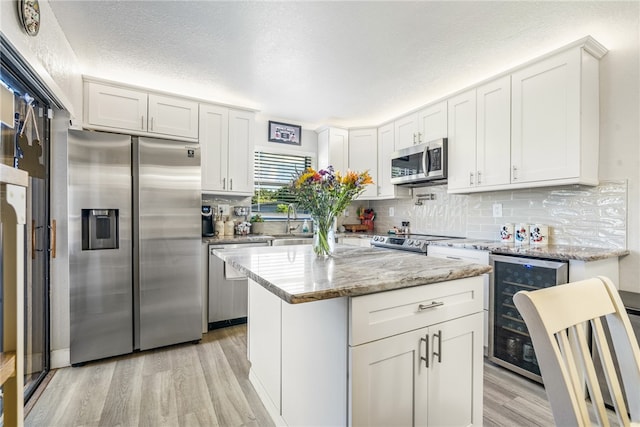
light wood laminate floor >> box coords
[26,324,559,426]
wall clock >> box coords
[18,0,41,37]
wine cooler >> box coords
[489,254,568,382]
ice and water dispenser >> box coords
[81,209,119,250]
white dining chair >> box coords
[513,276,640,427]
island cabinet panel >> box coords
[350,276,483,346]
[281,296,348,427]
[247,281,282,413]
[350,312,483,427]
[247,275,484,427]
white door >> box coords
[199,104,228,192]
[426,313,484,426]
[418,101,448,143]
[447,89,477,191]
[228,109,255,194]
[148,94,199,139]
[86,82,147,132]
[350,327,429,427]
[394,113,418,150]
[511,48,581,183]
[349,129,378,199]
[476,76,511,188]
[329,128,349,173]
[377,123,395,198]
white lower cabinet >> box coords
[350,312,483,427]
[248,275,484,427]
[428,245,490,352]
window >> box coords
[252,151,312,217]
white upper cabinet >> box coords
[394,101,448,151]
[147,94,199,139]
[317,127,349,172]
[511,44,600,186]
[86,83,148,132]
[348,129,378,199]
[84,79,199,140]
[394,113,419,151]
[418,101,448,144]
[377,123,411,199]
[200,104,254,195]
[447,89,477,191]
[227,109,255,194]
[476,77,512,188]
[448,37,606,194]
[447,76,511,192]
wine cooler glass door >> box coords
[489,255,568,382]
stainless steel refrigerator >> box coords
[69,129,202,365]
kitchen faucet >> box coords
[286,203,299,234]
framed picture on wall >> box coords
[268,121,302,145]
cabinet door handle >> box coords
[445,255,462,260]
[230,178,233,190]
[50,219,57,258]
[222,178,226,189]
[477,170,482,185]
[418,301,444,311]
[32,220,36,259]
[420,334,429,368]
[512,165,518,181]
[469,172,474,186]
[151,117,154,131]
[141,116,144,130]
[413,133,417,144]
[417,132,422,143]
[433,330,442,363]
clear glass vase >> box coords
[312,215,336,257]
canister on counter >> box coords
[500,223,514,243]
[515,223,529,245]
[214,219,225,236]
[530,224,549,245]
[224,219,235,236]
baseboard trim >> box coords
[50,348,70,369]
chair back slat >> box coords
[591,317,631,426]
[513,276,640,427]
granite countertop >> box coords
[215,245,491,304]
[428,239,629,262]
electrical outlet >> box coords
[389,207,395,217]
[344,209,349,217]
[492,203,503,218]
[219,204,230,216]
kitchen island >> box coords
[217,244,491,426]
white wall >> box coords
[0,0,82,117]
[254,114,318,163]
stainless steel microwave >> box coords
[390,138,448,186]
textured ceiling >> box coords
[48,1,636,129]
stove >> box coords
[370,234,461,254]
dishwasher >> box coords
[208,242,270,328]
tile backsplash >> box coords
[368,180,627,249]
[203,180,627,249]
